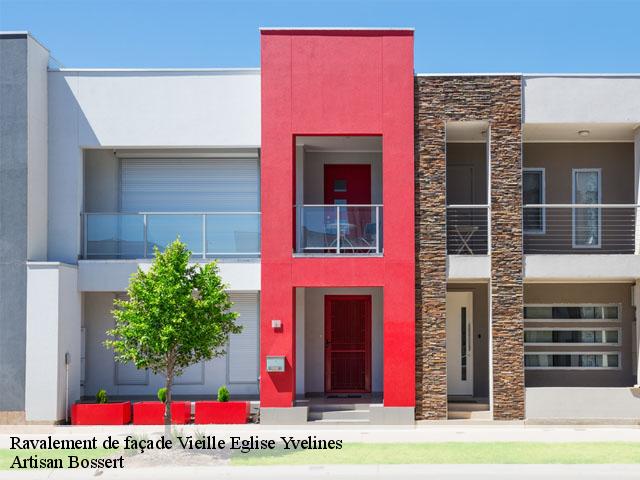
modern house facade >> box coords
[1,29,640,424]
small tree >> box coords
[105,239,241,431]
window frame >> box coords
[523,167,546,235]
[572,168,602,249]
[524,303,621,322]
[524,351,621,370]
[524,327,621,346]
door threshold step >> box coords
[307,404,372,412]
[308,409,370,421]
[447,402,490,412]
[447,410,492,420]
[308,419,370,425]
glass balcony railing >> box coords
[295,204,383,255]
[82,212,261,259]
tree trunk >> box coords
[164,367,174,439]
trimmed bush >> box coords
[96,389,108,404]
[217,385,230,402]
[157,387,167,403]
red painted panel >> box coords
[194,401,249,424]
[71,402,131,425]
[132,401,191,425]
[261,30,415,409]
[325,295,371,393]
[291,36,383,134]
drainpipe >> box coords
[65,352,70,423]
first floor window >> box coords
[573,169,601,248]
[523,168,545,233]
[525,353,620,369]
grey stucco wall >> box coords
[0,34,28,411]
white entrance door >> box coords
[446,292,473,396]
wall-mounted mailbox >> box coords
[266,356,286,372]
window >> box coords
[572,169,601,248]
[524,303,622,372]
[523,168,545,233]
[333,179,347,192]
[524,305,619,321]
[525,353,620,369]
[524,328,620,345]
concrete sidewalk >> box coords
[2,464,640,480]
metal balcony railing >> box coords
[295,205,383,255]
[523,204,639,254]
[82,212,261,259]
[446,205,489,255]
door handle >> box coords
[325,340,331,348]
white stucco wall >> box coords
[25,263,81,422]
[26,37,48,261]
[524,76,640,123]
[77,259,260,292]
[47,70,260,264]
[303,287,383,394]
[524,254,640,282]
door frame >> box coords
[324,295,372,394]
[446,291,474,396]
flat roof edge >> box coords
[49,67,260,73]
[417,73,640,78]
[260,27,414,31]
[0,30,50,52]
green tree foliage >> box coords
[105,239,241,428]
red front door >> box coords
[324,295,372,393]
[324,164,371,205]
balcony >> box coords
[82,212,261,259]
[295,204,383,255]
[523,204,638,254]
[446,205,489,255]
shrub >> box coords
[96,389,108,404]
[217,385,230,402]
[157,387,167,403]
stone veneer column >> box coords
[415,78,447,419]
[414,76,523,421]
[488,77,524,420]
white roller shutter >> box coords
[228,293,259,384]
[120,157,259,212]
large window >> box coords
[524,305,619,321]
[525,353,620,370]
[524,303,622,371]
[524,329,620,345]
[523,168,545,233]
[572,168,601,248]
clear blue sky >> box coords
[1,0,638,72]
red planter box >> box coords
[194,401,250,424]
[133,401,191,425]
[71,402,131,425]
